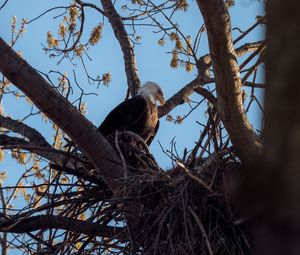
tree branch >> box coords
[0,115,50,147]
[0,0,9,11]
[0,215,124,238]
[0,134,91,171]
[0,135,30,147]
[101,0,141,96]
[0,114,100,182]
[235,40,265,57]
[196,40,264,78]
[0,36,124,192]
[158,40,264,118]
[158,78,217,118]
[233,16,266,45]
[196,0,262,164]
[75,0,105,16]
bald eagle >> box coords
[98,82,165,145]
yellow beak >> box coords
[159,96,165,106]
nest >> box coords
[105,132,250,255]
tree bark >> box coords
[0,37,123,192]
[196,0,262,164]
[101,0,141,96]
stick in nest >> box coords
[125,131,162,171]
[114,130,127,196]
[176,160,213,193]
[189,206,214,255]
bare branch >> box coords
[161,41,265,119]
[101,0,141,96]
[158,78,217,118]
[239,41,266,71]
[233,16,266,45]
[0,215,124,237]
[0,0,9,11]
[49,163,106,186]
[242,50,265,84]
[235,40,265,57]
[26,6,70,24]
[0,135,30,147]
[244,81,265,89]
[75,0,105,16]
[0,134,91,172]
[196,40,265,77]
[0,115,50,147]
[0,183,7,255]
[62,5,85,53]
[204,78,265,89]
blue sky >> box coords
[0,0,264,196]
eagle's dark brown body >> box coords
[98,95,159,145]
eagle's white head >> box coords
[138,81,165,106]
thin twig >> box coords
[0,0,9,10]
[233,16,266,45]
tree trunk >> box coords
[196,0,262,165]
[248,1,300,254]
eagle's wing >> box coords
[146,120,159,146]
[98,96,147,137]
